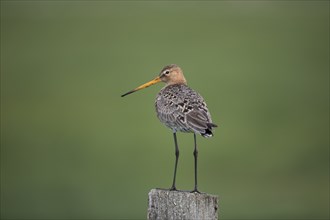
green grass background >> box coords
[1,1,329,219]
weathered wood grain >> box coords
[147,189,219,220]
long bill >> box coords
[121,76,161,97]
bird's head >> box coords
[158,64,187,85]
[121,64,186,97]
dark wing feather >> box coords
[186,110,209,131]
[155,84,217,136]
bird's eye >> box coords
[164,70,170,75]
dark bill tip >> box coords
[121,90,135,97]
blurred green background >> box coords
[1,1,329,219]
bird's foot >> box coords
[169,186,178,191]
[190,188,201,193]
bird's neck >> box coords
[167,75,187,86]
[166,81,187,86]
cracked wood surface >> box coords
[147,189,219,220]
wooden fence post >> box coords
[147,189,219,220]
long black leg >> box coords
[192,133,200,193]
[170,132,179,191]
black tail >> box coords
[201,123,218,138]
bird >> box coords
[121,64,217,193]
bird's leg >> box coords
[170,132,179,191]
[191,133,200,193]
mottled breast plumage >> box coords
[155,84,217,137]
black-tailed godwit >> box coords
[121,64,217,193]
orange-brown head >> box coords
[158,64,187,85]
[121,64,187,97]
